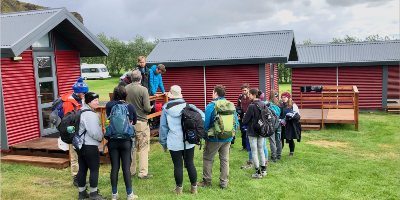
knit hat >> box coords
[168,85,183,99]
[72,78,89,93]
[85,92,99,104]
[281,91,291,99]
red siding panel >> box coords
[1,51,41,146]
[338,66,382,109]
[206,65,259,108]
[158,67,205,111]
[388,65,399,98]
[292,67,337,108]
[273,63,279,94]
[55,50,81,95]
[265,63,271,98]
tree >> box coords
[303,39,312,45]
[331,34,392,43]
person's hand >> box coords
[155,94,160,97]
[163,148,167,152]
[238,116,241,120]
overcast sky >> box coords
[25,0,399,44]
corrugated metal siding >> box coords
[273,63,279,94]
[388,65,399,98]
[1,50,41,145]
[158,67,206,111]
[292,67,337,108]
[55,50,81,95]
[265,63,271,98]
[206,65,259,108]
[338,66,382,108]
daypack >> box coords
[104,103,135,140]
[207,100,236,140]
[50,96,77,128]
[59,109,92,144]
[181,103,205,148]
[253,103,277,137]
[266,103,280,130]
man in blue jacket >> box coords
[197,85,239,189]
[149,64,166,97]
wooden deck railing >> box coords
[300,85,359,131]
[95,93,169,153]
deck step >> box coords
[387,110,400,114]
[302,124,321,131]
[1,155,70,168]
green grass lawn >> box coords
[279,82,291,95]
[1,112,399,199]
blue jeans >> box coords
[247,136,268,161]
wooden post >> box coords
[355,89,359,131]
[300,92,303,109]
[321,93,324,130]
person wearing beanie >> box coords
[159,85,205,195]
[119,71,133,88]
[280,91,300,158]
[60,77,89,187]
[77,92,107,200]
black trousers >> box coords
[239,120,247,149]
[108,139,132,188]
[76,145,100,188]
[281,126,295,153]
[169,147,197,187]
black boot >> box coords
[78,190,89,200]
[268,156,277,163]
[277,155,281,160]
[73,175,78,188]
[89,189,107,200]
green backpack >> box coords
[207,100,236,140]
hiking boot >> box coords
[172,187,183,194]
[287,153,294,158]
[111,192,119,200]
[89,190,107,200]
[78,190,89,200]
[138,174,153,179]
[241,161,253,169]
[277,155,281,160]
[268,156,277,163]
[197,180,212,187]
[240,148,247,152]
[189,186,198,194]
[127,193,138,200]
[261,170,267,176]
[219,184,227,190]
[73,175,79,188]
[251,169,262,179]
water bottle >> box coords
[67,126,75,133]
[105,120,110,128]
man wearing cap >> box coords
[125,70,154,179]
[60,77,89,187]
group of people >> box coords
[60,55,301,200]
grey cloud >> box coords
[325,0,393,7]
[302,0,311,7]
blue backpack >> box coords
[104,103,135,140]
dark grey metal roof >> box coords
[1,8,109,58]
[146,30,298,67]
[286,40,400,68]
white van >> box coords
[81,63,111,79]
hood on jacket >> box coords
[150,65,157,75]
[163,99,186,118]
[61,92,80,107]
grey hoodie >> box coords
[78,104,103,146]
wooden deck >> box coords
[299,109,356,124]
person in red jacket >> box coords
[61,77,89,187]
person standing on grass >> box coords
[242,88,267,179]
[197,85,239,189]
[106,86,139,200]
[265,90,282,162]
[236,83,251,151]
[280,91,300,157]
[125,70,154,179]
[159,85,205,195]
[76,92,107,200]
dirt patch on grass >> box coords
[379,144,396,150]
[306,140,348,148]
[34,178,62,186]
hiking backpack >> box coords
[207,100,236,140]
[104,103,135,140]
[181,103,205,148]
[266,103,280,130]
[59,109,92,144]
[50,96,77,128]
[253,103,277,137]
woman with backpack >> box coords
[265,90,282,162]
[105,86,138,200]
[242,88,267,179]
[280,91,300,158]
[76,92,107,200]
[159,85,205,194]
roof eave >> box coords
[285,61,400,68]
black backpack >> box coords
[254,103,276,137]
[181,103,205,148]
[59,109,92,144]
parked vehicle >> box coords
[81,63,111,79]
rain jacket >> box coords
[61,92,82,115]
[78,104,103,146]
[149,65,166,95]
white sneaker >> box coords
[112,192,119,200]
[127,193,139,200]
[261,170,267,176]
[251,172,262,179]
